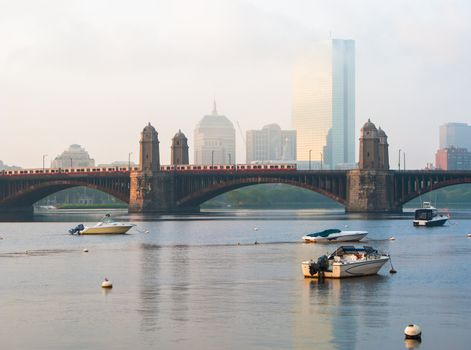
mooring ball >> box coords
[101,278,113,289]
[404,324,422,339]
[83,248,89,252]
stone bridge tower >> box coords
[346,119,399,212]
[129,123,177,212]
[171,130,189,165]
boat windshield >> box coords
[309,229,342,237]
[101,214,116,224]
[328,245,378,258]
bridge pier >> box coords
[346,170,402,213]
[129,170,199,213]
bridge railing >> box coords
[0,166,138,177]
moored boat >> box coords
[301,245,390,279]
[302,229,368,243]
[413,202,448,227]
[69,214,135,235]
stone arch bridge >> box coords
[2,168,470,214]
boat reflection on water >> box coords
[295,276,391,350]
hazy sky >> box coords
[1,0,470,168]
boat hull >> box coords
[80,225,134,235]
[302,257,389,278]
[413,218,447,227]
[303,232,367,243]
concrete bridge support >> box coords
[129,171,194,213]
[346,170,401,213]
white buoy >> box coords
[101,278,113,289]
[404,324,422,340]
[83,248,89,252]
[389,236,396,241]
[467,233,471,238]
[254,227,259,231]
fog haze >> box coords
[1,0,470,168]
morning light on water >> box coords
[2,0,471,349]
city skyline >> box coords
[1,1,471,169]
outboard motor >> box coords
[317,255,329,272]
[69,224,84,235]
[309,261,319,276]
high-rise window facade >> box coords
[292,39,355,169]
[439,123,471,151]
[246,124,296,163]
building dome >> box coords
[378,127,387,138]
[173,129,187,140]
[141,122,159,142]
[196,114,234,129]
[52,144,95,168]
[143,122,157,134]
[361,119,377,132]
[196,101,234,129]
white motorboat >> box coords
[69,214,135,235]
[301,245,390,279]
[302,229,368,243]
[413,202,448,227]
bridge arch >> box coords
[399,179,471,207]
[0,179,129,209]
[176,176,347,209]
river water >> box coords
[1,209,470,350]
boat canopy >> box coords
[414,209,436,220]
[329,245,377,258]
[307,228,342,237]
[101,214,116,224]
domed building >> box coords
[52,144,95,168]
[194,101,235,165]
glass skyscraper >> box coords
[439,123,471,151]
[292,39,355,169]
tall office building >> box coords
[246,124,296,163]
[439,123,471,151]
[194,102,236,165]
[292,39,355,169]
[436,147,471,170]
